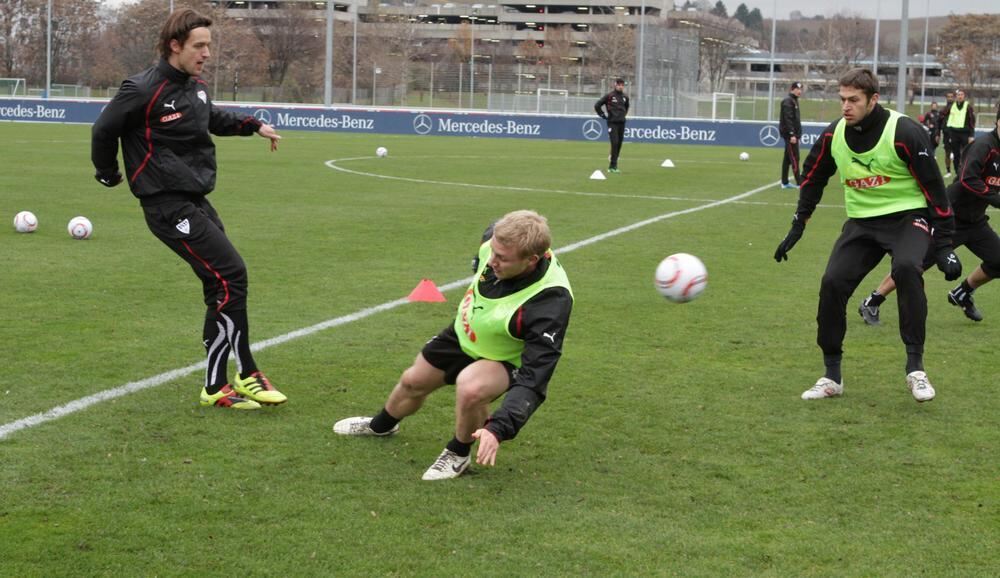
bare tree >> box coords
[252,3,322,95]
[586,24,635,82]
[0,0,40,79]
[936,14,1000,92]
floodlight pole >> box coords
[470,10,478,109]
[46,0,52,99]
[919,0,930,114]
[873,0,880,76]
[352,4,358,104]
[766,0,776,122]
[896,0,909,112]
[324,0,334,106]
[638,0,645,116]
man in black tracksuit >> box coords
[594,78,630,173]
[91,8,286,410]
[779,81,803,188]
[774,69,960,403]
[859,103,1000,323]
[941,89,976,179]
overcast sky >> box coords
[746,0,1000,20]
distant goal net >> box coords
[536,88,569,114]
[711,92,736,121]
[0,78,27,96]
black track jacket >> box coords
[92,59,262,205]
[594,89,630,123]
[796,104,955,249]
[949,128,1000,226]
[779,92,801,140]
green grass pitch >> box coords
[1,122,997,575]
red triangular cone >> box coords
[407,279,447,302]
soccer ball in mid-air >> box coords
[67,216,93,240]
[376,146,388,157]
[13,211,38,233]
[739,152,750,161]
[654,253,707,303]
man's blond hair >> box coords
[492,210,551,258]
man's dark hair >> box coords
[790,81,803,90]
[995,101,1000,122]
[159,9,213,59]
[838,69,879,99]
[614,78,625,85]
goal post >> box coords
[536,88,569,114]
[0,78,27,96]
[711,92,736,121]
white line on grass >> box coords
[325,157,844,208]
[0,180,774,441]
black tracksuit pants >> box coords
[608,121,625,169]
[950,129,974,177]
[142,195,257,388]
[818,211,932,357]
[782,138,800,185]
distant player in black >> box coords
[779,81,803,189]
[922,101,942,156]
[594,78,630,173]
[941,89,976,180]
[91,9,286,410]
[860,102,1000,324]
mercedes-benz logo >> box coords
[413,114,433,135]
[759,125,781,147]
[582,119,604,141]
[253,108,272,125]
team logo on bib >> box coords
[197,90,207,104]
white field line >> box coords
[326,157,844,208]
[0,176,774,441]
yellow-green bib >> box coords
[946,101,968,129]
[455,242,573,366]
[832,109,927,218]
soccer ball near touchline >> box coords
[67,216,93,240]
[376,146,388,157]
[739,152,750,161]
[654,253,707,303]
[13,211,38,233]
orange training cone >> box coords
[407,279,447,302]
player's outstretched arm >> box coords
[258,123,281,152]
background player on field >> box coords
[859,102,1000,324]
[594,78,630,174]
[941,89,976,180]
[779,81,803,189]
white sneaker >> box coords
[906,371,936,402]
[944,171,952,178]
[332,416,399,436]
[421,449,470,481]
[801,377,844,400]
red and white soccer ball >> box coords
[67,216,93,240]
[13,211,38,233]
[654,253,707,303]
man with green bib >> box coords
[941,88,976,181]
[334,210,574,480]
[773,68,961,403]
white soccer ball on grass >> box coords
[376,146,388,158]
[13,211,38,233]
[654,253,707,303]
[67,216,93,240]
[739,152,750,161]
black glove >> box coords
[935,248,962,281]
[598,113,607,120]
[774,214,806,262]
[95,170,123,188]
[985,194,1000,209]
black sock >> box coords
[369,408,400,434]
[866,290,886,307]
[824,354,843,384]
[906,353,924,374]
[446,436,472,458]
[219,308,258,378]
[203,310,230,395]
